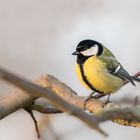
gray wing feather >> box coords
[112,65,135,86]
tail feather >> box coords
[132,76,140,83]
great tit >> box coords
[72,39,135,103]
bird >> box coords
[72,39,135,105]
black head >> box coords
[72,39,103,64]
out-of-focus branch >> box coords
[0,67,106,136]
[32,103,140,127]
[97,107,140,127]
[115,96,140,106]
[98,107,140,122]
[0,67,140,136]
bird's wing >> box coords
[112,64,135,86]
[99,47,135,86]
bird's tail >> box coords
[132,76,140,82]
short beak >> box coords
[72,51,80,55]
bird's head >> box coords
[72,39,103,64]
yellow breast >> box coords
[75,56,123,94]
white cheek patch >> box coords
[81,45,98,56]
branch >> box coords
[114,96,140,105]
[0,67,107,136]
[97,107,140,127]
[0,67,140,136]
[31,104,62,114]
[26,109,40,138]
[31,103,140,128]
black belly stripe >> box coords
[79,64,104,93]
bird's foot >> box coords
[82,92,97,109]
[101,100,111,108]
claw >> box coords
[83,92,95,109]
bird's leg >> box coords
[83,92,95,109]
[101,94,111,108]
[83,92,109,109]
[93,93,105,99]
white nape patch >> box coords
[114,64,121,74]
[81,45,98,56]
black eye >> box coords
[82,46,90,51]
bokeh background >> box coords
[0,0,140,140]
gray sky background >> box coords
[0,0,140,140]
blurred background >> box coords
[0,0,140,139]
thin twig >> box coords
[133,96,139,107]
[26,110,40,138]
[31,104,62,114]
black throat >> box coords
[76,54,91,65]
